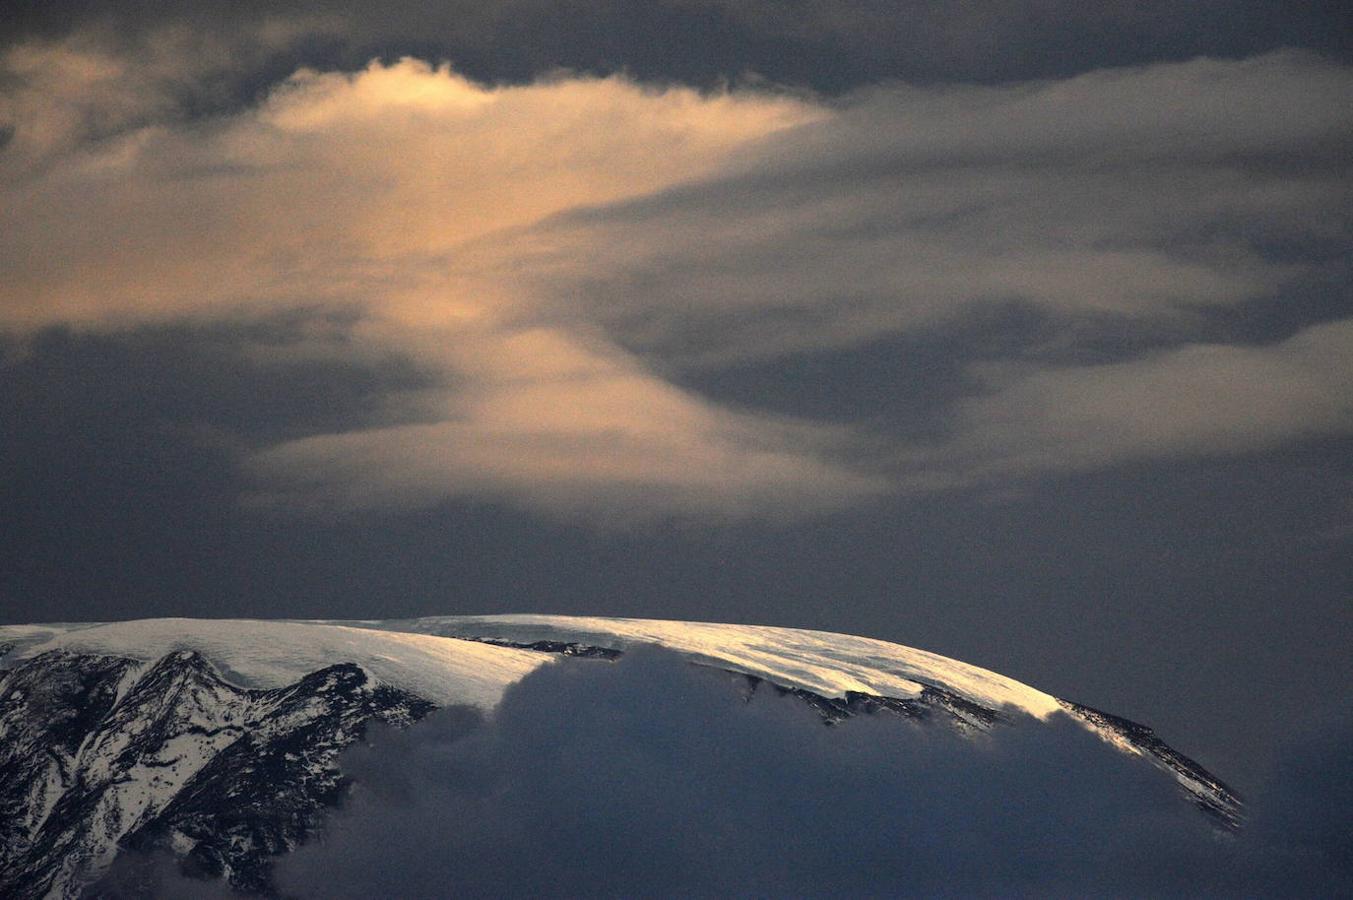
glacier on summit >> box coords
[0,615,1243,898]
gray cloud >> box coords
[475,51,1353,487]
[526,51,1351,365]
[0,22,331,176]
[5,1,1349,93]
[86,850,240,900]
[263,649,1351,897]
[942,318,1353,477]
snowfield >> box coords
[3,615,1061,718]
[0,614,1243,898]
[0,618,550,708]
[351,614,1065,718]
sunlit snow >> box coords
[2,614,1062,717]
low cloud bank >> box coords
[254,649,1348,897]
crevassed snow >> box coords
[352,615,1064,718]
[0,619,550,708]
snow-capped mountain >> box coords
[0,616,1242,898]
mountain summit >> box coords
[0,616,1241,897]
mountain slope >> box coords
[347,614,1244,826]
[0,616,1242,897]
[0,647,435,898]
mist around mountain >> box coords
[1,619,1347,897]
[90,648,1353,898]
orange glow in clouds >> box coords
[1,46,870,518]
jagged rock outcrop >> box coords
[0,650,432,898]
[0,619,1245,897]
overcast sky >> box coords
[1,1,1350,792]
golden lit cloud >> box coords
[1,38,868,519]
[2,34,1349,517]
[0,52,820,327]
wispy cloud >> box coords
[514,50,1351,365]
[2,32,1349,519]
[933,318,1353,479]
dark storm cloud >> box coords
[264,650,1351,898]
[3,0,1350,92]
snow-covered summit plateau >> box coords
[0,615,1241,898]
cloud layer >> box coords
[7,1,1348,92]
[260,650,1351,897]
[2,30,1350,519]
[3,44,883,519]
[947,319,1353,476]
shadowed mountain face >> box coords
[0,627,1241,898]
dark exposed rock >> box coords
[468,637,624,660]
[0,650,432,899]
[1057,698,1244,829]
